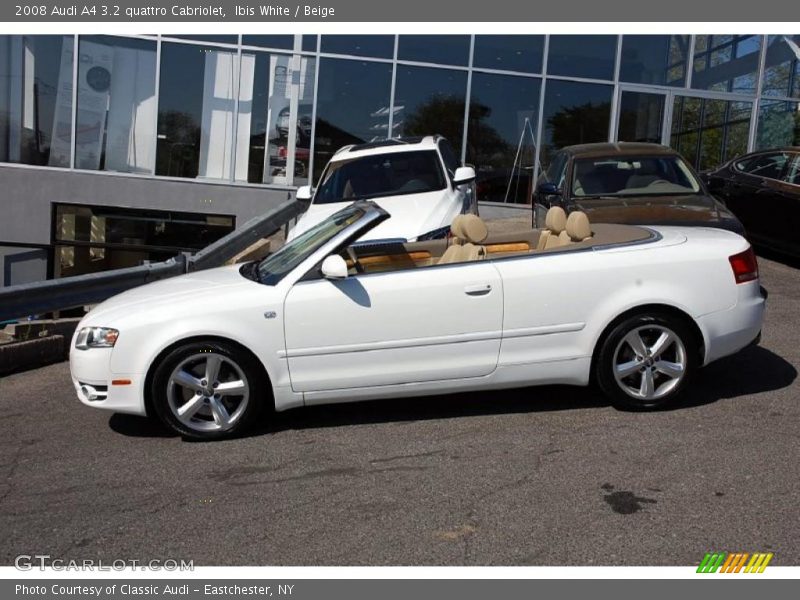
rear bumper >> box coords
[698,281,766,365]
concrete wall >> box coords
[0,165,296,246]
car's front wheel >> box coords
[151,340,266,440]
[595,313,699,410]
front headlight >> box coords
[75,327,119,350]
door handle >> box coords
[464,283,492,296]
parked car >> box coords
[275,104,313,146]
[703,147,800,257]
[533,143,745,236]
[71,202,765,440]
[287,136,477,243]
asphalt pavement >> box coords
[0,251,797,566]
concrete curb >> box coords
[0,335,66,376]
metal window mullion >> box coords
[533,35,550,184]
[150,36,162,177]
[69,34,78,169]
[748,34,769,152]
[158,36,239,50]
[609,35,623,142]
[460,35,475,165]
[387,34,398,139]
[662,90,675,146]
[394,58,471,72]
[308,36,321,185]
[317,51,394,64]
[686,35,697,89]
[230,38,242,183]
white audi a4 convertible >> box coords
[70,203,766,440]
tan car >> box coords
[533,142,746,237]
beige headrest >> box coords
[461,214,488,244]
[450,215,466,240]
[545,206,567,234]
[566,211,592,241]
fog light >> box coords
[80,385,98,401]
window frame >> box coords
[733,151,792,182]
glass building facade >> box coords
[0,33,799,206]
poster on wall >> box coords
[73,39,112,170]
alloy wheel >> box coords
[166,352,250,433]
[612,325,687,401]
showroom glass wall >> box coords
[0,34,798,204]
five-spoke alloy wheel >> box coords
[152,341,266,440]
[596,313,698,409]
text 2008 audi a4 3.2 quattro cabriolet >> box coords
[70,203,766,440]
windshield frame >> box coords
[256,201,388,286]
[569,154,703,200]
[312,149,448,205]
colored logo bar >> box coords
[697,552,773,573]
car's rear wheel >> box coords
[595,313,699,410]
[151,341,266,440]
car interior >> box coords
[573,158,696,196]
[340,208,655,275]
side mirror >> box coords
[453,166,476,185]
[296,185,313,203]
[536,182,562,196]
[320,255,348,280]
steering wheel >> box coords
[347,247,365,274]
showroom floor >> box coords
[0,252,797,566]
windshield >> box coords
[313,150,447,205]
[256,204,366,285]
[572,156,701,198]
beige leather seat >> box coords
[460,214,488,261]
[438,215,468,264]
[537,206,568,250]
[557,211,593,246]
[438,214,488,264]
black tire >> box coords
[594,312,699,410]
[151,340,267,440]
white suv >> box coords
[287,136,477,243]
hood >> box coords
[288,191,453,242]
[82,265,260,326]
[573,194,737,227]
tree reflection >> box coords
[548,101,611,152]
[402,94,536,203]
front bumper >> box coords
[69,346,147,416]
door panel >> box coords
[726,152,790,241]
[779,154,800,253]
[283,263,503,392]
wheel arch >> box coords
[589,303,706,382]
[143,335,274,418]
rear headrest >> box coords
[461,214,489,244]
[566,211,592,242]
[450,215,466,240]
[545,206,567,234]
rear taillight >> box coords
[729,247,759,284]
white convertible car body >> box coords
[70,202,766,439]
